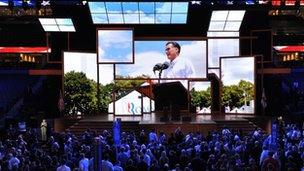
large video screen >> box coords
[221,56,255,113]
[116,41,207,79]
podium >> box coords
[152,81,188,121]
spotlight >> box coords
[191,1,201,5]
[82,1,87,5]
[227,1,233,5]
[41,0,50,6]
[245,1,255,5]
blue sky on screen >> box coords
[89,2,106,13]
[139,2,154,13]
[192,82,211,91]
[98,30,133,63]
[221,57,254,86]
[89,2,188,24]
[116,41,207,79]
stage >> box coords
[54,113,270,136]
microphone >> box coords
[153,63,163,74]
[161,62,169,70]
[153,62,170,74]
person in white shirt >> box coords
[79,153,89,171]
[163,41,195,89]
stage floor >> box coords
[79,113,255,124]
[55,113,265,136]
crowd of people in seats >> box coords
[0,120,303,171]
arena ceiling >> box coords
[0,0,303,55]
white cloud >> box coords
[221,57,254,85]
[172,2,188,13]
[139,12,154,23]
[155,2,171,13]
[64,52,97,81]
[0,2,8,6]
[107,14,124,23]
[98,30,133,62]
[99,65,114,85]
[193,82,211,91]
[208,38,239,67]
[64,52,114,84]
[98,30,132,48]
[117,51,164,78]
[124,14,139,23]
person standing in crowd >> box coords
[41,119,48,141]
[79,153,89,171]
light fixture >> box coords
[245,1,255,5]
[191,1,201,5]
[41,0,50,6]
[208,10,246,31]
[89,2,189,24]
[39,18,76,32]
[227,1,234,5]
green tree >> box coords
[114,76,146,99]
[238,80,254,105]
[222,80,254,108]
[64,71,97,115]
[191,87,211,108]
[98,83,115,113]
[222,85,243,108]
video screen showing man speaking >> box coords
[116,40,207,89]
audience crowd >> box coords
[0,120,303,171]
